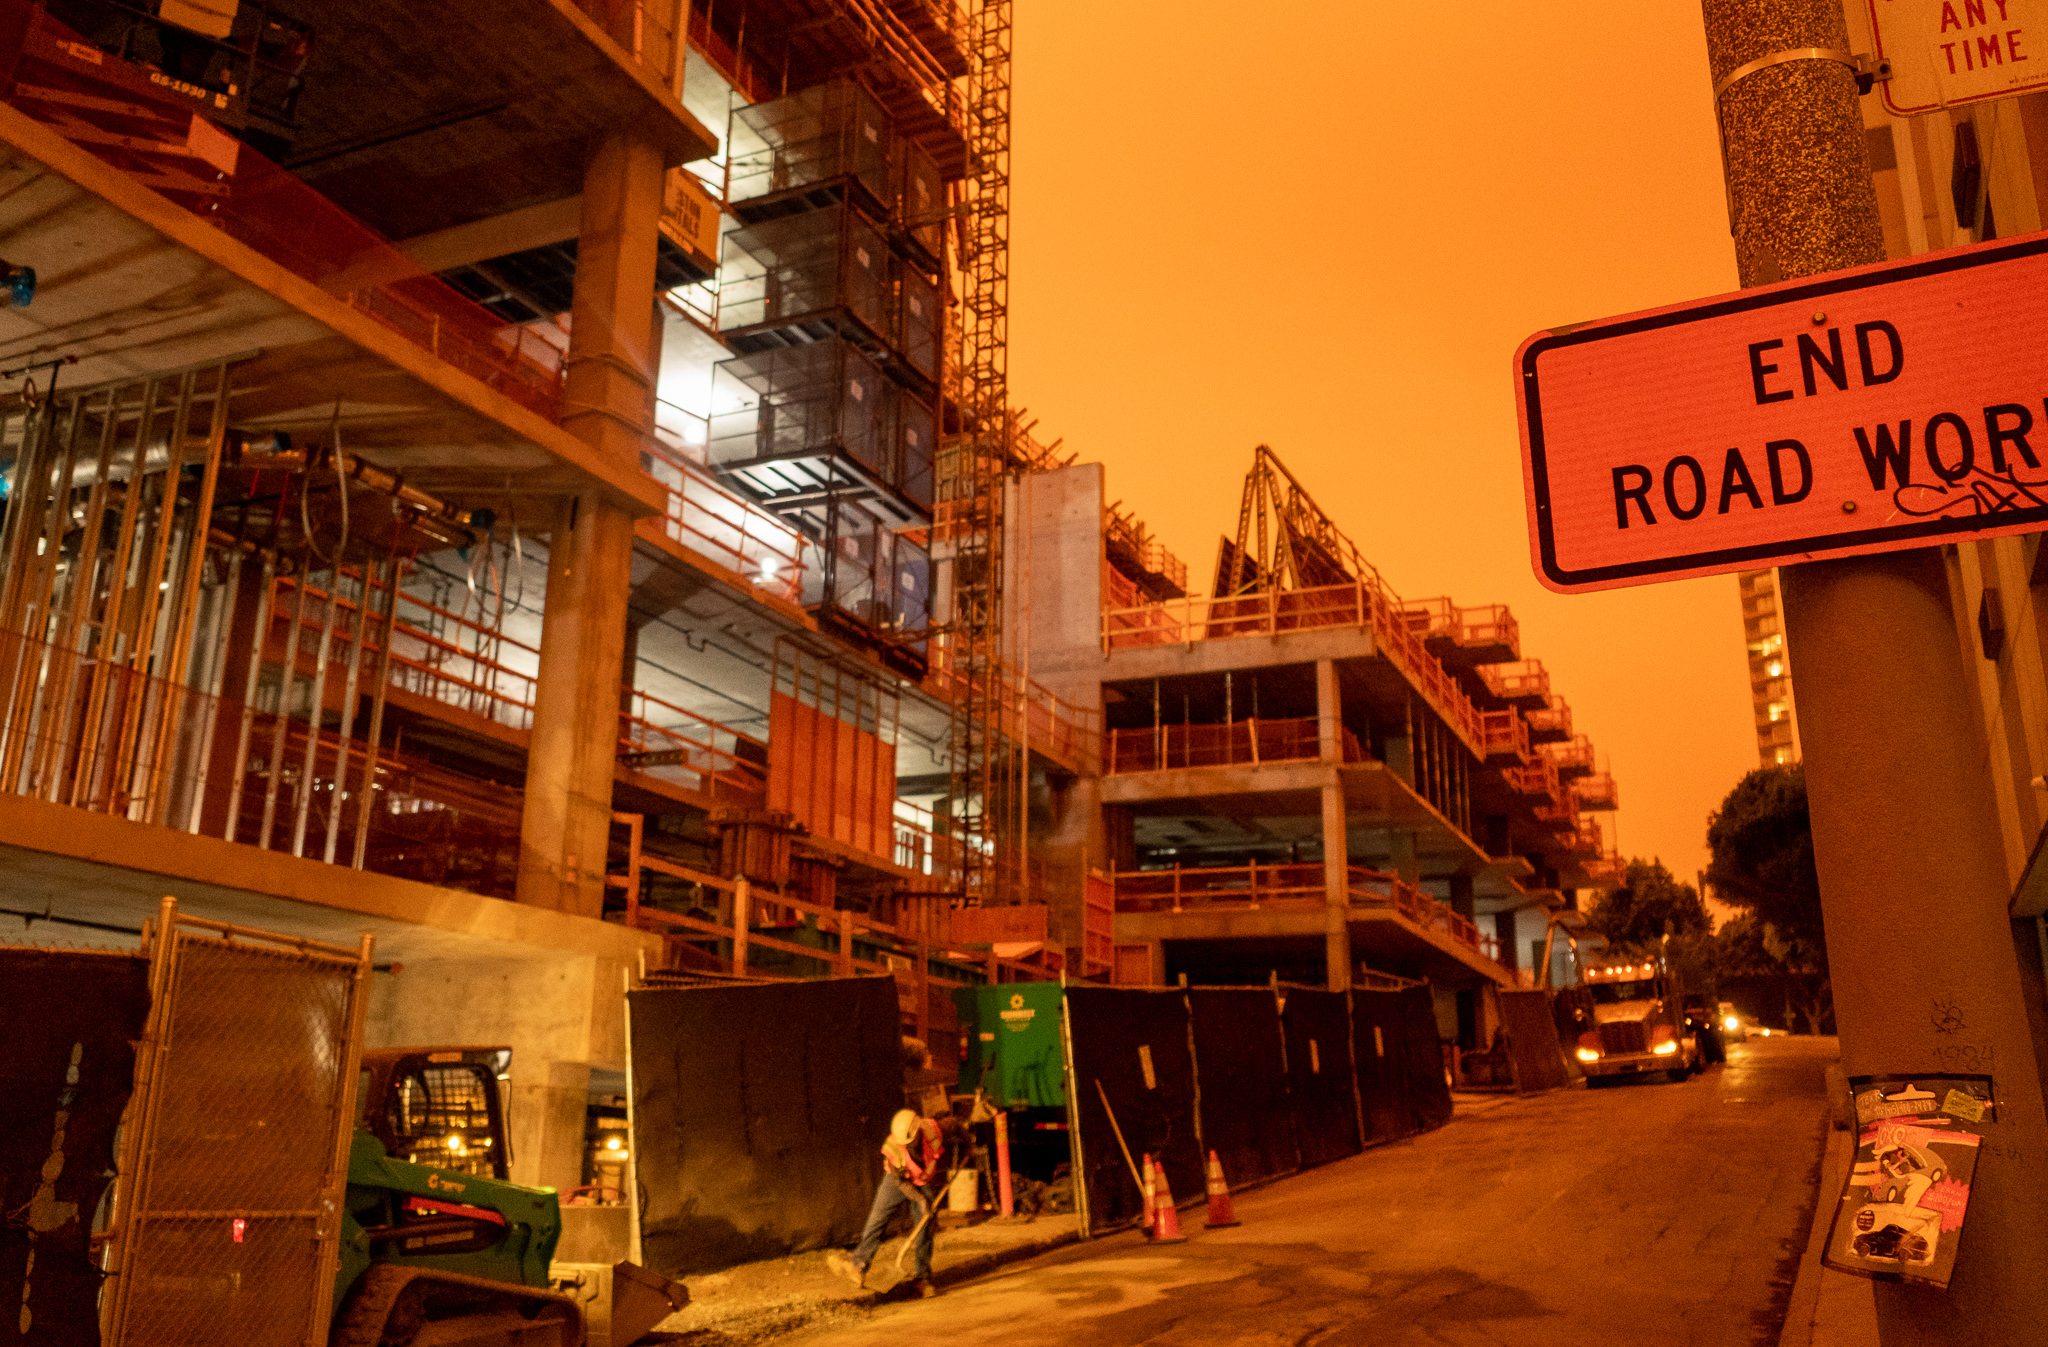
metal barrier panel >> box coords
[1063,988,1203,1233]
[628,976,901,1276]
[0,946,151,1346]
[106,923,371,1347]
[1187,988,1298,1189]
[1397,986,1455,1132]
[1349,990,1414,1145]
[1280,988,1363,1168]
[1498,989,1571,1095]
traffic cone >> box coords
[1203,1150,1239,1228]
[1149,1157,1188,1243]
[1140,1152,1156,1235]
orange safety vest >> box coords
[880,1117,944,1184]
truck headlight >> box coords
[1575,1047,1602,1062]
[1652,1040,1679,1055]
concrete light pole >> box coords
[1702,0,2048,1335]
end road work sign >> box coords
[1516,229,2048,593]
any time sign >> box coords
[1516,230,2048,593]
[1867,0,2048,114]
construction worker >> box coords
[828,1108,948,1298]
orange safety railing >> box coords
[643,428,808,603]
[1558,816,1606,857]
[1402,598,1520,656]
[1539,734,1596,775]
[1480,710,1530,762]
[1582,853,1627,888]
[923,647,1101,772]
[618,686,767,800]
[0,6,565,420]
[1101,580,1486,754]
[1574,772,1619,811]
[1526,699,1572,741]
[275,573,539,733]
[1349,867,1500,962]
[611,817,1057,986]
[279,574,766,790]
[1507,757,1562,805]
[1110,860,1501,964]
[1479,658,1551,704]
[1104,716,1362,775]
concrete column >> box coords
[562,133,665,473]
[511,1061,593,1193]
[1315,658,1341,763]
[1705,0,2048,1332]
[1448,872,1475,922]
[1783,553,2048,1334]
[1321,781,1349,992]
[517,132,664,917]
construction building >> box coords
[1012,446,1625,1064]
[0,0,1089,1234]
[0,0,1627,1263]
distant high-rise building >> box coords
[1739,569,1799,766]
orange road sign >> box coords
[1516,229,2048,593]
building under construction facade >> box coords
[0,0,1626,1294]
[0,0,1091,1243]
[1009,446,1624,1067]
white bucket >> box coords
[947,1166,980,1212]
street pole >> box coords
[1702,1,2048,1336]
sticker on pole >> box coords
[1865,0,2048,115]
[1516,229,2048,593]
[1821,1074,1994,1290]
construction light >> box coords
[605,1135,623,1151]
[1724,1015,1740,1031]
[0,261,34,308]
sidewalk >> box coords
[649,1211,1082,1344]
[1778,1110,1879,1347]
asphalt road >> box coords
[775,1035,1836,1347]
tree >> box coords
[1705,765,1826,956]
[1706,766,1831,1033]
[1585,857,1711,949]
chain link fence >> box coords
[103,904,372,1347]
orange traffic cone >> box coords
[1150,1157,1188,1243]
[1203,1150,1239,1227]
[1140,1152,1156,1234]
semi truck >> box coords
[1566,960,1701,1085]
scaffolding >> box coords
[935,0,1011,908]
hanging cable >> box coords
[301,400,349,565]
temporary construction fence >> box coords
[619,975,1463,1267]
[627,975,902,1278]
[0,944,152,1346]
[1066,982,1453,1235]
[100,897,375,1347]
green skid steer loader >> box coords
[330,1048,684,1347]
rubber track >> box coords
[331,1265,584,1347]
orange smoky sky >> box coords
[1009,2,1756,905]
